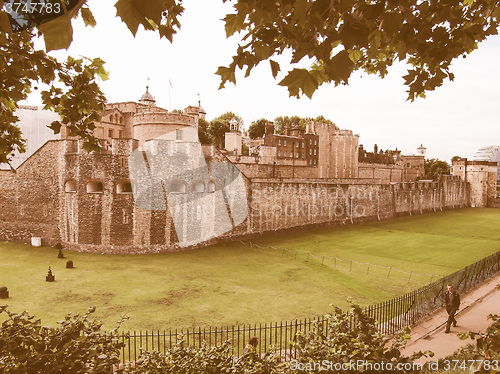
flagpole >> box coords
[169,78,172,111]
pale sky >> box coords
[27,0,500,162]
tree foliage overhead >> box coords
[218,0,500,100]
[1,0,496,101]
[0,28,107,167]
[1,0,499,165]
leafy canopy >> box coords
[424,158,450,180]
[2,0,496,101]
[218,0,500,100]
[248,118,269,139]
[0,28,107,167]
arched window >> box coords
[65,180,77,193]
[87,181,104,193]
[170,181,186,193]
[116,182,133,194]
[193,181,205,193]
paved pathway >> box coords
[401,272,500,361]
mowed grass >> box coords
[1,208,499,331]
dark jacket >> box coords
[444,290,460,309]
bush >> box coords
[0,303,432,373]
[0,305,126,373]
[0,287,7,293]
[286,303,431,373]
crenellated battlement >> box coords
[133,112,196,127]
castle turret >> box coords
[139,85,156,106]
[417,144,427,157]
[225,117,242,155]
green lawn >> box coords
[1,208,499,331]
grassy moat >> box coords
[1,207,499,331]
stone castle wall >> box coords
[242,176,468,236]
[358,162,404,184]
[0,141,471,253]
[0,141,63,245]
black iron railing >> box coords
[119,250,500,362]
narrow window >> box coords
[108,129,114,138]
[176,129,183,140]
[122,209,130,224]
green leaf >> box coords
[215,66,236,89]
[0,8,12,32]
[278,68,319,99]
[80,7,96,27]
[38,14,74,51]
[115,0,157,36]
[324,49,354,85]
[48,121,62,134]
[348,49,363,63]
[270,60,280,78]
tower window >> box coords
[87,181,104,193]
[116,182,133,194]
[65,180,77,193]
[170,181,186,193]
[193,181,205,193]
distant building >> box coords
[451,158,498,207]
[1,106,61,170]
[264,123,319,166]
[357,144,425,183]
[474,146,500,182]
[224,117,242,155]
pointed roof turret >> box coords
[139,78,156,105]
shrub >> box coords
[0,306,127,373]
[0,303,432,373]
[286,303,432,373]
[0,287,7,293]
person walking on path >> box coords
[444,283,460,333]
